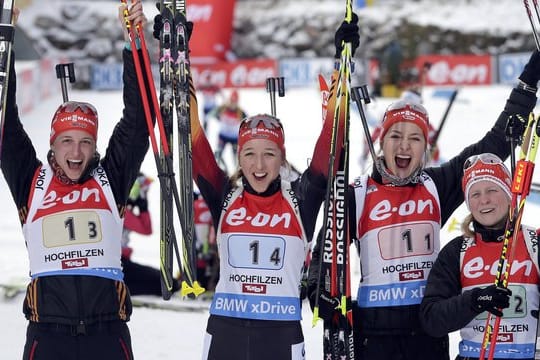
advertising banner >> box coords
[416,54,492,86]
[192,59,278,88]
[189,0,236,64]
[498,52,530,85]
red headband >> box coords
[461,153,512,209]
[380,100,429,141]
[50,101,98,144]
[238,114,285,154]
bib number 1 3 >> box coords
[42,211,103,248]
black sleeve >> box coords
[101,49,152,205]
[307,228,324,304]
[0,53,41,213]
[419,236,479,337]
[293,167,327,242]
[425,87,537,226]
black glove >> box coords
[505,113,527,145]
[135,197,148,213]
[126,197,136,209]
[519,50,540,88]
[309,289,340,321]
[471,285,512,317]
[153,14,193,42]
[334,13,360,59]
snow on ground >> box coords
[1,0,539,359]
[1,79,539,359]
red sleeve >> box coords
[124,209,152,235]
[190,81,228,190]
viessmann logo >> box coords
[62,258,88,269]
[242,284,267,294]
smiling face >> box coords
[238,138,284,193]
[380,121,427,179]
[467,180,510,228]
[51,129,96,181]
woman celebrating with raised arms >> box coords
[181,18,360,360]
[308,50,540,359]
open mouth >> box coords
[253,172,267,180]
[395,155,411,169]
[67,159,83,170]
[479,208,495,214]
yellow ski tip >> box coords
[192,281,206,297]
[180,280,206,298]
[180,281,194,297]
[312,307,321,327]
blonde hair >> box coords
[460,213,475,238]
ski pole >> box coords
[266,76,285,117]
[505,114,527,177]
[352,85,377,164]
[120,0,203,299]
[55,63,75,103]
[0,0,15,167]
[429,88,458,158]
[526,0,540,50]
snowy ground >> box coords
[1,78,539,359]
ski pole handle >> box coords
[266,77,286,117]
[55,63,75,103]
[352,85,371,104]
[266,77,277,117]
[277,76,285,97]
[352,85,376,163]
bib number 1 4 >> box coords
[228,234,285,270]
